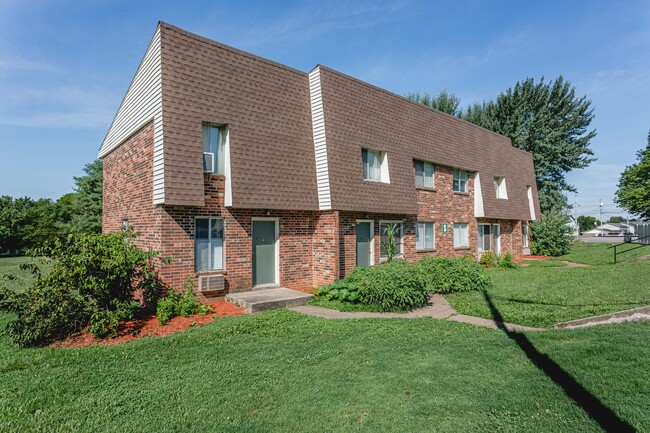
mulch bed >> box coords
[50,301,247,348]
[522,255,553,260]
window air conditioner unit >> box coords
[203,152,215,173]
[198,275,225,293]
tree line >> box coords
[0,160,102,254]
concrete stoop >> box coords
[226,287,314,313]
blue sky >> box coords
[0,0,648,219]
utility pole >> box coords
[574,192,579,235]
[599,199,603,226]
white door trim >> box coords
[251,217,280,286]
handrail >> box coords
[608,234,650,264]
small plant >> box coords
[497,252,519,269]
[315,279,360,303]
[156,276,211,326]
[479,252,497,268]
[380,223,400,262]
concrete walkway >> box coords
[554,305,650,329]
[290,294,541,332]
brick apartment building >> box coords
[99,22,541,298]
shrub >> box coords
[314,279,360,303]
[416,256,491,293]
[479,252,497,268]
[0,231,165,347]
[156,277,211,326]
[497,252,519,269]
[347,260,429,312]
[530,211,573,256]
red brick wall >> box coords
[312,211,339,287]
[102,121,161,254]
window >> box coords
[522,224,529,248]
[416,222,435,250]
[380,221,403,258]
[453,168,468,192]
[494,176,508,199]
[454,223,469,248]
[362,148,390,183]
[202,124,226,174]
[478,224,491,252]
[415,160,434,188]
[478,223,501,253]
[195,218,225,271]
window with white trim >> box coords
[362,148,390,183]
[522,224,529,248]
[202,124,226,174]
[416,222,435,250]
[494,176,508,199]
[414,160,434,188]
[453,168,468,192]
[379,221,403,258]
[454,223,469,248]
[195,218,225,271]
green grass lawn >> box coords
[2,251,650,431]
[554,241,650,266]
[446,243,650,328]
[0,255,45,292]
[1,309,649,432]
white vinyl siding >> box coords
[202,124,226,175]
[416,222,435,250]
[453,168,468,192]
[362,148,389,183]
[195,218,225,271]
[415,160,434,188]
[454,223,469,248]
[308,67,332,210]
[379,221,403,258]
[97,27,164,204]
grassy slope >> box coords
[2,309,649,432]
[446,243,650,328]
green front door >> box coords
[356,222,373,267]
[252,220,277,286]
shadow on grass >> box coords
[483,292,634,432]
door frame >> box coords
[251,217,280,286]
[355,219,375,266]
[493,223,501,255]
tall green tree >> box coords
[577,215,598,233]
[615,131,650,220]
[462,76,596,212]
[70,159,103,234]
[406,89,462,116]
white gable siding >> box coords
[308,67,332,211]
[474,172,485,217]
[98,27,165,204]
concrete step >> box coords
[226,287,314,313]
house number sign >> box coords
[441,223,448,234]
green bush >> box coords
[314,279,360,303]
[530,212,573,256]
[479,252,497,268]
[479,252,519,269]
[156,277,211,326]
[347,260,429,312]
[0,231,165,347]
[416,257,491,293]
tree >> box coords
[530,211,573,256]
[70,159,103,234]
[406,89,462,116]
[607,216,626,224]
[577,215,598,233]
[615,131,650,219]
[461,76,596,212]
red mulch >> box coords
[522,255,553,260]
[50,301,247,349]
